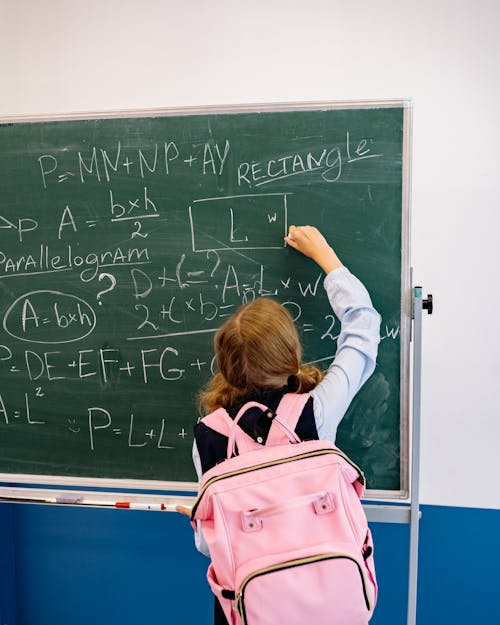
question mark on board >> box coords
[96,273,117,306]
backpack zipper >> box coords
[191,448,365,520]
[235,553,372,625]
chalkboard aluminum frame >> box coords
[0,99,412,501]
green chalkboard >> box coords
[0,102,411,494]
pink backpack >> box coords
[191,393,377,625]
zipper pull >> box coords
[233,592,241,613]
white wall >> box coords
[1,0,499,510]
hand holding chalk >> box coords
[285,225,343,274]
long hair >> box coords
[199,298,324,413]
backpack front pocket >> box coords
[235,552,374,625]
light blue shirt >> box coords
[310,266,381,443]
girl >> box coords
[177,225,381,624]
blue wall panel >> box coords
[417,505,498,625]
[11,505,212,625]
[369,521,409,625]
[1,503,499,625]
[0,504,17,625]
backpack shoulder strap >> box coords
[200,407,232,438]
[201,393,312,455]
[201,404,264,457]
[267,393,311,445]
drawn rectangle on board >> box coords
[189,193,288,253]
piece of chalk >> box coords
[55,497,83,504]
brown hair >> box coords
[199,298,324,413]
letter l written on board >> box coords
[229,208,248,243]
[128,413,147,447]
[25,392,45,424]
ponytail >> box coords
[287,365,324,394]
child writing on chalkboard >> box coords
[177,225,380,624]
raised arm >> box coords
[285,225,381,443]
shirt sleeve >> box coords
[310,266,381,444]
[192,440,211,557]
